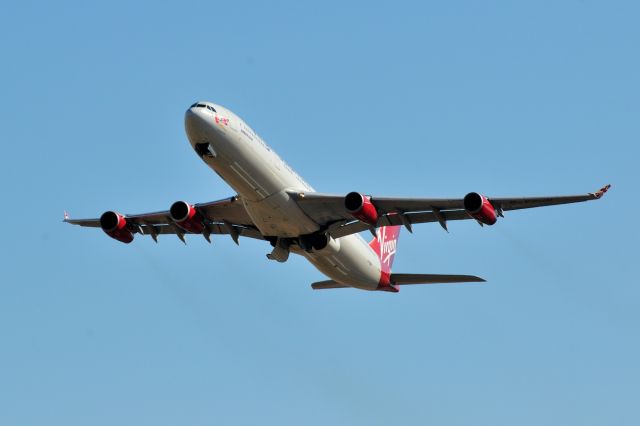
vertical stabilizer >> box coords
[369,225,402,291]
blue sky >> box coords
[1,1,638,425]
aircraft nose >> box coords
[185,104,208,124]
[184,104,210,139]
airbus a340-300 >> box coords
[65,102,610,292]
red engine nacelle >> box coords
[345,192,379,226]
[100,211,134,243]
[463,192,497,225]
[170,201,204,234]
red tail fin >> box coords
[369,225,401,291]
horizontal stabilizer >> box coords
[311,274,484,290]
[391,273,485,285]
[311,280,350,290]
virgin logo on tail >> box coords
[378,227,397,266]
[370,225,401,273]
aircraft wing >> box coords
[291,184,611,238]
[64,195,264,243]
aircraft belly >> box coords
[187,106,382,286]
[303,235,381,290]
[242,190,320,237]
[195,124,281,200]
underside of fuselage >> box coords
[184,101,384,290]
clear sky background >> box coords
[1,1,638,425]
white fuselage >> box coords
[184,102,382,290]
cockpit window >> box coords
[191,103,216,112]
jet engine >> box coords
[100,211,134,243]
[463,192,497,225]
[169,201,204,233]
[344,192,379,225]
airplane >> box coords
[65,101,611,292]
